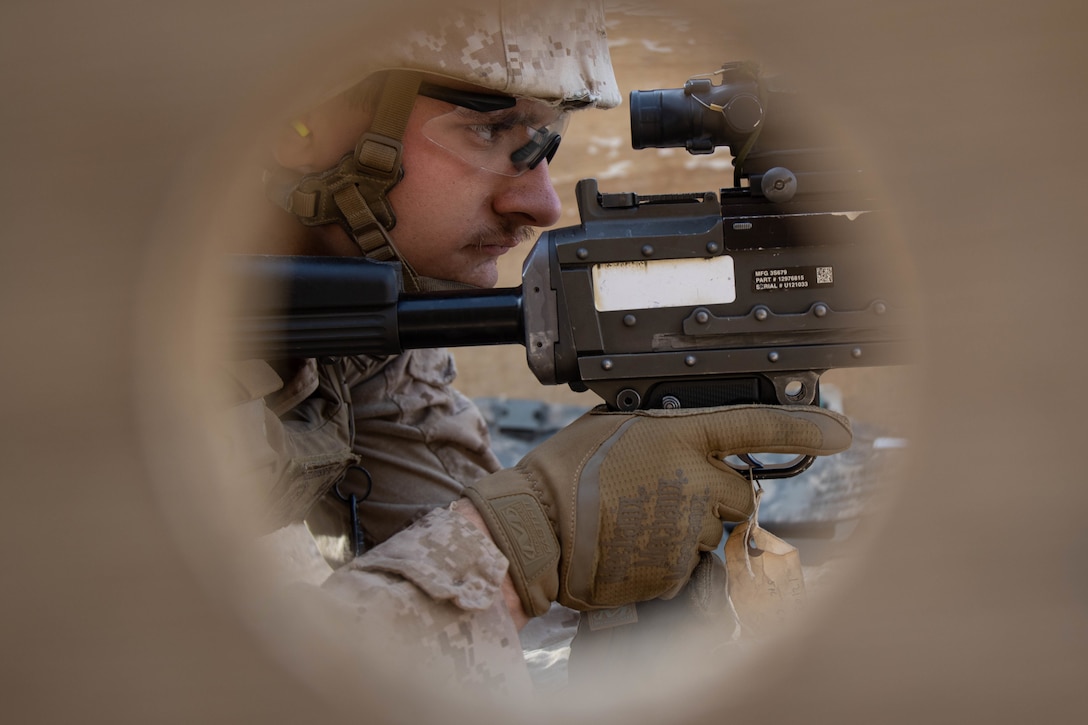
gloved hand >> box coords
[461,404,851,618]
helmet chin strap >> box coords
[265,70,434,291]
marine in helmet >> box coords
[247,0,623,570]
[229,0,852,696]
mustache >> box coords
[469,223,538,250]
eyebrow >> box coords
[451,106,546,130]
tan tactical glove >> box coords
[461,404,851,618]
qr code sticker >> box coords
[816,266,834,284]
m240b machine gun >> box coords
[232,62,913,473]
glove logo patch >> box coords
[492,493,557,578]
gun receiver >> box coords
[524,177,908,412]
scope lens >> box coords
[629,88,690,150]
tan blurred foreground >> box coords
[2,1,1087,723]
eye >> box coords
[467,120,518,145]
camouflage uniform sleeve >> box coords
[319,506,535,697]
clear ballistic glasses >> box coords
[418,81,570,177]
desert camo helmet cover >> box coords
[265,0,621,288]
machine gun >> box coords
[231,62,912,475]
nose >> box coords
[491,159,562,228]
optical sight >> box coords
[630,60,765,156]
[630,61,865,202]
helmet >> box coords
[324,0,620,111]
[265,0,620,290]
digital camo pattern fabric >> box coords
[320,506,534,696]
[333,348,501,553]
[225,349,502,565]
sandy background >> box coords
[3,1,1087,724]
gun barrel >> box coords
[399,289,523,350]
[229,255,525,360]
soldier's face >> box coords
[387,92,563,288]
[279,82,563,288]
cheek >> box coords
[387,165,458,268]
[389,141,486,234]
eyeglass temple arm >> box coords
[417,81,516,113]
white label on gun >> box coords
[591,256,736,311]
